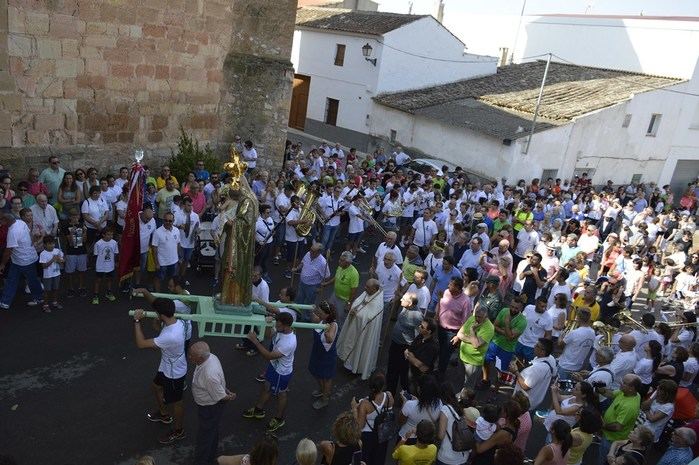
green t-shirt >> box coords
[334,264,359,302]
[492,307,527,352]
[493,218,510,232]
[459,316,494,366]
[513,210,533,231]
[155,188,180,219]
[391,443,437,465]
[602,390,640,441]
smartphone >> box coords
[352,450,362,465]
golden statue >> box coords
[218,146,258,306]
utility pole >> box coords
[509,0,527,64]
[524,53,551,155]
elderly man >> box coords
[385,292,423,394]
[452,306,494,396]
[30,194,59,236]
[336,279,385,380]
[371,231,404,272]
[293,242,331,309]
[489,239,513,272]
[457,237,483,273]
[657,427,696,465]
[322,250,359,326]
[26,167,49,199]
[189,341,236,465]
[597,374,642,461]
[38,155,65,202]
[609,334,637,390]
[0,213,43,308]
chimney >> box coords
[435,0,444,23]
[498,47,509,66]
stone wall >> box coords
[0,0,294,175]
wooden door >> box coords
[289,74,310,130]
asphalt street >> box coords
[0,226,653,465]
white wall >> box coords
[515,16,699,79]
[376,17,497,93]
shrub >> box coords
[168,127,220,182]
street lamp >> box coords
[362,43,377,66]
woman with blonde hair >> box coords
[295,438,317,465]
[318,411,362,465]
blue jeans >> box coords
[1,261,43,306]
[296,281,319,310]
[438,326,458,375]
[321,224,339,252]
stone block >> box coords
[207,69,223,83]
[102,132,117,143]
[0,130,12,147]
[85,58,109,75]
[136,7,161,23]
[143,24,166,38]
[0,112,11,128]
[118,25,130,35]
[26,97,52,114]
[84,35,117,49]
[155,65,169,79]
[105,77,128,91]
[26,130,49,145]
[151,114,168,130]
[63,78,78,98]
[62,39,80,58]
[37,38,62,59]
[77,75,105,90]
[50,15,85,39]
[78,2,101,21]
[111,63,133,78]
[0,71,15,92]
[127,51,144,64]
[8,34,33,57]
[117,131,134,143]
[55,98,77,114]
[15,75,36,96]
[9,56,27,75]
[136,91,149,102]
[8,7,25,34]
[148,131,163,143]
[85,21,107,35]
[105,23,119,36]
[0,94,22,111]
[42,80,63,98]
[115,102,129,114]
[25,12,50,35]
[103,48,127,62]
[79,46,101,59]
[171,66,186,80]
[108,114,128,131]
[135,64,154,78]
[190,112,217,129]
[56,59,82,78]
[34,114,65,131]
[204,1,230,18]
[130,25,142,38]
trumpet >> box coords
[617,310,648,334]
[386,197,403,217]
[658,321,699,329]
[357,197,389,237]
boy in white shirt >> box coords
[93,228,119,304]
[176,197,200,281]
[39,235,64,313]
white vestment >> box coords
[336,290,384,380]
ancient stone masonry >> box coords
[0,0,296,174]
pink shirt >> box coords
[190,192,206,215]
[437,288,472,330]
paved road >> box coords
[0,225,658,465]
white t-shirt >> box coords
[547,283,572,310]
[319,195,343,227]
[412,218,438,247]
[39,248,63,278]
[682,357,699,387]
[252,279,270,302]
[586,365,614,389]
[255,216,274,245]
[558,326,595,371]
[375,242,403,265]
[153,320,188,379]
[438,404,470,464]
[399,398,443,438]
[270,331,297,376]
[81,197,109,230]
[609,350,638,389]
[348,204,364,234]
[376,263,402,303]
[644,399,675,442]
[176,211,200,249]
[407,283,431,312]
[284,209,301,242]
[518,305,553,348]
[139,216,156,253]
[546,305,567,338]
[514,355,557,410]
[7,220,38,266]
[116,200,127,227]
[402,191,416,217]
[272,192,290,223]
[94,239,118,272]
[634,357,654,385]
[174,299,192,341]
[242,147,257,168]
[152,226,180,266]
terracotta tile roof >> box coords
[295,6,427,35]
[374,60,683,140]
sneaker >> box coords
[267,417,285,432]
[311,390,324,398]
[534,409,549,419]
[66,289,76,298]
[357,247,367,253]
[245,349,258,357]
[91,296,99,305]
[146,411,173,424]
[234,343,248,351]
[255,374,266,383]
[42,304,52,313]
[51,301,63,310]
[105,292,116,302]
[27,300,42,307]
[283,271,292,279]
[78,288,88,297]
[273,256,280,265]
[24,285,30,294]
[242,407,265,419]
[158,429,185,445]
[0,303,9,309]
[184,280,190,286]
[312,398,329,410]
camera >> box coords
[558,380,575,391]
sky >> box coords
[376,0,699,56]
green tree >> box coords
[168,127,220,182]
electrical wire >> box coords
[369,39,549,64]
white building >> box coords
[372,60,699,199]
[290,7,497,151]
[514,15,699,79]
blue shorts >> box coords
[180,247,194,262]
[265,364,292,395]
[348,232,362,242]
[157,263,177,280]
[514,342,535,363]
[484,342,515,370]
[140,252,148,273]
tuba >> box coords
[592,321,616,347]
[295,184,318,237]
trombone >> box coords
[616,310,648,334]
[657,321,699,329]
[357,197,389,237]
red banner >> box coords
[118,163,144,282]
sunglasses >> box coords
[163,220,174,223]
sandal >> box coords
[234,343,247,351]
[42,304,52,313]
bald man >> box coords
[609,334,637,390]
[189,341,235,465]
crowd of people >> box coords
[2,139,699,465]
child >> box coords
[93,228,119,304]
[61,208,88,297]
[39,235,64,313]
[647,267,662,311]
[474,404,499,442]
[392,420,437,465]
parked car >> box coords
[405,158,458,177]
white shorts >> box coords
[65,254,88,273]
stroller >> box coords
[195,221,217,273]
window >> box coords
[573,168,595,180]
[389,129,397,143]
[541,169,558,181]
[622,114,632,128]
[646,113,662,136]
[324,98,339,126]
[631,174,642,184]
[334,44,346,66]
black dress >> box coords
[471,426,517,465]
[321,441,361,465]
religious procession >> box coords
[2,139,699,465]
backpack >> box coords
[368,394,396,444]
[445,405,474,452]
